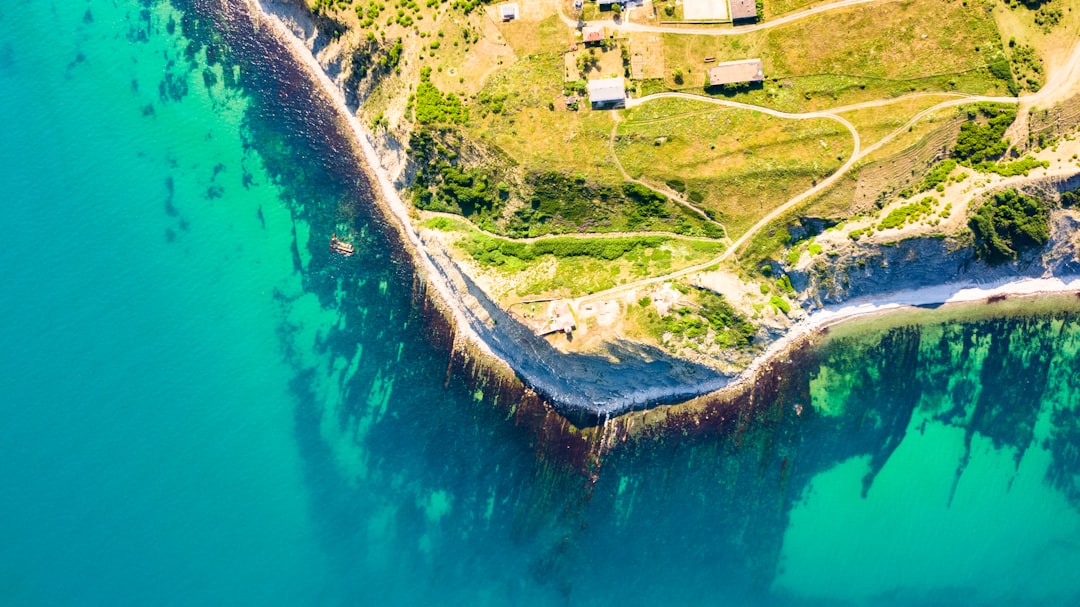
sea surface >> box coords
[2,1,1080,605]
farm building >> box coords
[587,77,626,109]
[729,0,758,21]
[500,3,519,21]
[707,58,764,87]
[582,25,605,45]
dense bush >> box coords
[413,68,468,125]
[666,288,756,347]
[973,156,1049,177]
[879,197,934,230]
[968,189,1050,262]
[409,128,504,219]
[954,105,1016,164]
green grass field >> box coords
[614,98,852,237]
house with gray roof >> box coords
[707,58,764,88]
[729,0,758,22]
[587,77,626,109]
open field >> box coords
[494,10,571,57]
[613,97,852,237]
[437,54,724,238]
[660,0,1011,112]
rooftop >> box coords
[587,77,626,103]
[582,26,605,43]
[729,0,757,21]
[707,58,764,87]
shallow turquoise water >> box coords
[2,1,1080,605]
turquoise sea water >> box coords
[3,1,1080,605]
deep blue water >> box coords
[3,1,1080,605]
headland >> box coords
[218,0,1080,429]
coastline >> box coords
[241,0,1080,428]
[729,275,1080,397]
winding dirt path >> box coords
[567,40,1080,310]
[546,4,1080,318]
[605,114,731,236]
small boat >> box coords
[329,234,355,257]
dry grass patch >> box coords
[625,33,666,79]
[470,54,623,183]
[763,0,828,19]
[568,44,626,81]
[860,105,964,163]
[660,0,1010,111]
[495,12,571,57]
[838,94,966,149]
[614,98,853,237]
[993,0,1080,72]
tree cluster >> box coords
[968,189,1050,263]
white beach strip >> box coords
[245,0,497,360]
[729,275,1080,394]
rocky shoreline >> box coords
[233,0,1080,429]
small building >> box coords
[582,25,605,45]
[587,76,626,109]
[729,0,758,22]
[539,302,576,336]
[500,3,519,21]
[597,0,624,9]
[707,58,764,87]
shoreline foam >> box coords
[242,0,1080,425]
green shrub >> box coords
[968,188,1049,262]
[413,67,467,125]
[974,156,1049,177]
[777,274,796,295]
[953,105,1016,164]
[770,295,791,315]
[665,289,756,348]
[880,197,934,230]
